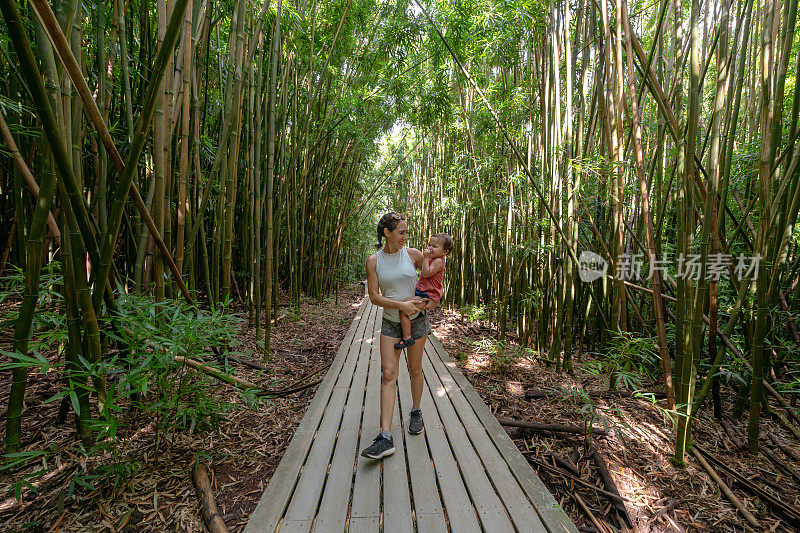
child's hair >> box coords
[432,233,453,254]
[375,212,406,249]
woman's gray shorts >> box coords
[381,312,432,340]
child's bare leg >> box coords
[400,297,426,340]
[399,310,411,341]
[396,297,427,349]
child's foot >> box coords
[393,337,415,350]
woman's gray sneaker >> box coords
[361,434,395,459]
[408,409,424,434]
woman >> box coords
[361,212,436,459]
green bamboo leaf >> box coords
[73,477,96,491]
[69,390,81,416]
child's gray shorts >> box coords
[381,312,432,340]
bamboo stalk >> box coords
[621,0,674,410]
[0,0,78,453]
[27,0,193,307]
[192,463,230,533]
[497,417,609,435]
[175,0,193,275]
[573,492,611,533]
[0,109,61,243]
[691,447,760,528]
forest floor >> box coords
[430,308,800,533]
[2,281,799,532]
[0,283,364,532]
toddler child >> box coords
[395,233,453,350]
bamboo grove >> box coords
[1,0,800,470]
[385,0,800,463]
[0,0,402,455]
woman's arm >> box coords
[366,255,421,315]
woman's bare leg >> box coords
[405,334,427,410]
[379,334,401,432]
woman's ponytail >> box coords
[375,221,385,249]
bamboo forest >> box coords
[2,0,800,530]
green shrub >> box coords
[586,329,660,391]
[1,269,246,497]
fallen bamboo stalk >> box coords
[264,377,324,397]
[649,499,679,522]
[175,356,323,397]
[720,418,746,449]
[523,455,629,503]
[0,463,78,515]
[228,355,270,371]
[550,453,581,477]
[760,445,800,485]
[587,439,632,527]
[572,491,612,533]
[768,432,800,462]
[192,463,229,533]
[695,444,800,526]
[497,417,609,435]
[772,408,800,440]
[690,447,760,528]
[525,389,667,400]
[281,361,333,386]
[761,378,800,427]
[175,356,262,391]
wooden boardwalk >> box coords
[244,300,577,532]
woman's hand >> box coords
[401,300,421,315]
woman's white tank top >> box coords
[376,246,419,322]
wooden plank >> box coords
[276,520,312,533]
[281,305,376,523]
[416,354,482,531]
[245,300,370,533]
[422,349,515,532]
[338,304,374,430]
[286,350,366,520]
[396,351,448,526]
[313,304,378,531]
[308,428,359,531]
[425,342,547,532]
[415,512,449,533]
[427,336,578,533]
[381,379,413,533]
[349,307,383,520]
[347,516,379,530]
